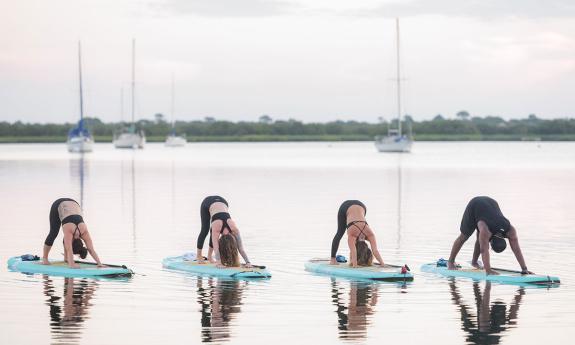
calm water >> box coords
[1,142,574,345]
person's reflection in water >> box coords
[43,276,98,345]
[449,280,524,345]
[331,278,379,341]
[196,277,247,343]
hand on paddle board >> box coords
[244,263,252,268]
[521,269,534,275]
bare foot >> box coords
[471,262,483,269]
[447,262,458,270]
[486,269,500,275]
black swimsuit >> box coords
[45,198,84,246]
[331,200,367,258]
[197,196,230,249]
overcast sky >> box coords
[1,0,574,123]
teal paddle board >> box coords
[305,259,413,282]
[162,255,271,279]
[7,256,133,278]
[421,261,560,285]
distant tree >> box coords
[259,114,273,124]
[528,114,539,121]
[404,115,414,124]
[204,117,216,123]
[456,110,470,120]
[377,116,386,124]
[433,114,445,121]
[154,113,166,123]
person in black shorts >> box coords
[448,196,532,275]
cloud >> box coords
[156,0,296,17]
[351,0,575,19]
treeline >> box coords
[1,114,574,142]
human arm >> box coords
[507,226,532,274]
[82,232,103,267]
[471,236,482,268]
[367,234,384,266]
[448,233,470,270]
[234,232,251,267]
[478,222,498,275]
[348,235,358,267]
[211,227,222,266]
[63,232,80,268]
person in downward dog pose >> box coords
[196,196,251,268]
[43,198,103,268]
[330,200,385,267]
[448,196,532,275]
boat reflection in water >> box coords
[42,276,99,345]
[331,278,381,341]
[196,277,248,343]
[449,280,527,345]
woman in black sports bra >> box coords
[330,200,385,267]
[42,198,103,268]
[196,196,251,268]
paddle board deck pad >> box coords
[162,255,271,279]
[7,256,133,278]
[305,259,413,282]
[421,261,560,285]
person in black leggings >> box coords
[330,200,385,267]
[196,196,251,267]
[43,198,103,268]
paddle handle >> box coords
[75,260,128,269]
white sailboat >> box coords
[375,18,413,153]
[67,41,94,153]
[165,75,187,147]
[114,39,146,149]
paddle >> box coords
[75,260,128,269]
[374,262,410,271]
[492,267,533,275]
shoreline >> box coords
[1,134,574,143]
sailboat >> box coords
[67,41,94,153]
[165,75,187,147]
[114,39,146,149]
[375,18,413,153]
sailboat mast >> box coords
[78,41,85,123]
[171,74,175,130]
[396,18,402,136]
[131,38,136,125]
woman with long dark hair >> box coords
[42,198,103,268]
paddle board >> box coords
[7,256,133,278]
[162,255,271,279]
[421,261,560,285]
[305,259,413,282]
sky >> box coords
[0,0,574,124]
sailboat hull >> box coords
[67,135,93,153]
[374,135,412,153]
[113,133,145,149]
[165,135,187,147]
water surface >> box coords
[0,142,573,344]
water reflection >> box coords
[196,277,247,343]
[43,276,99,345]
[69,152,88,206]
[331,278,380,341]
[449,280,524,345]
